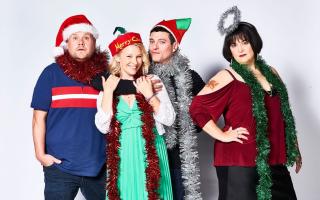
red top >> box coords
[189,70,287,166]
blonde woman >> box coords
[95,30,174,200]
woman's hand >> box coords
[101,75,119,114]
[102,75,120,93]
[221,127,249,143]
[134,76,154,99]
[202,121,249,144]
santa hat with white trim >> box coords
[53,14,99,57]
[152,18,191,44]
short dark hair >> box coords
[150,26,176,44]
[222,22,263,62]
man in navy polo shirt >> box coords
[31,14,108,200]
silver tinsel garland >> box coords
[150,51,202,200]
[217,5,241,35]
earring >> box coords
[257,54,261,61]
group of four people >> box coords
[32,8,301,200]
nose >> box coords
[151,42,158,50]
[238,44,244,52]
[78,38,84,45]
[131,58,137,65]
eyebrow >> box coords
[149,38,167,42]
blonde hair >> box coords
[109,43,150,77]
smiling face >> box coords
[66,31,95,62]
[149,31,178,64]
[118,44,143,80]
[230,37,255,65]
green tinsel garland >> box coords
[231,56,299,200]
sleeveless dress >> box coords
[107,96,173,200]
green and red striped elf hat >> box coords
[153,18,191,44]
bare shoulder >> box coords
[197,68,234,96]
[210,68,236,85]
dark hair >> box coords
[150,26,176,44]
[222,22,263,62]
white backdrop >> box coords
[1,0,319,199]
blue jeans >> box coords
[43,165,106,200]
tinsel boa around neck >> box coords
[55,49,108,85]
[106,94,160,200]
[231,56,299,200]
[149,51,193,148]
[149,51,203,200]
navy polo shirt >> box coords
[31,63,106,176]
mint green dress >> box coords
[107,96,173,200]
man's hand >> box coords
[37,154,61,167]
[147,75,163,93]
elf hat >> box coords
[108,27,142,56]
[54,14,99,57]
[153,18,191,44]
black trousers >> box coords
[216,165,297,200]
[167,145,185,200]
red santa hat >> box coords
[108,27,142,56]
[53,14,99,57]
[153,18,191,44]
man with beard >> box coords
[148,18,205,200]
[31,15,132,200]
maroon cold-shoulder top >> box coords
[189,70,286,166]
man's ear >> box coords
[172,42,179,53]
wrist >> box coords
[146,93,156,102]
[216,130,228,142]
[103,89,114,96]
[36,152,45,161]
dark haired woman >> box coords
[190,22,301,200]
